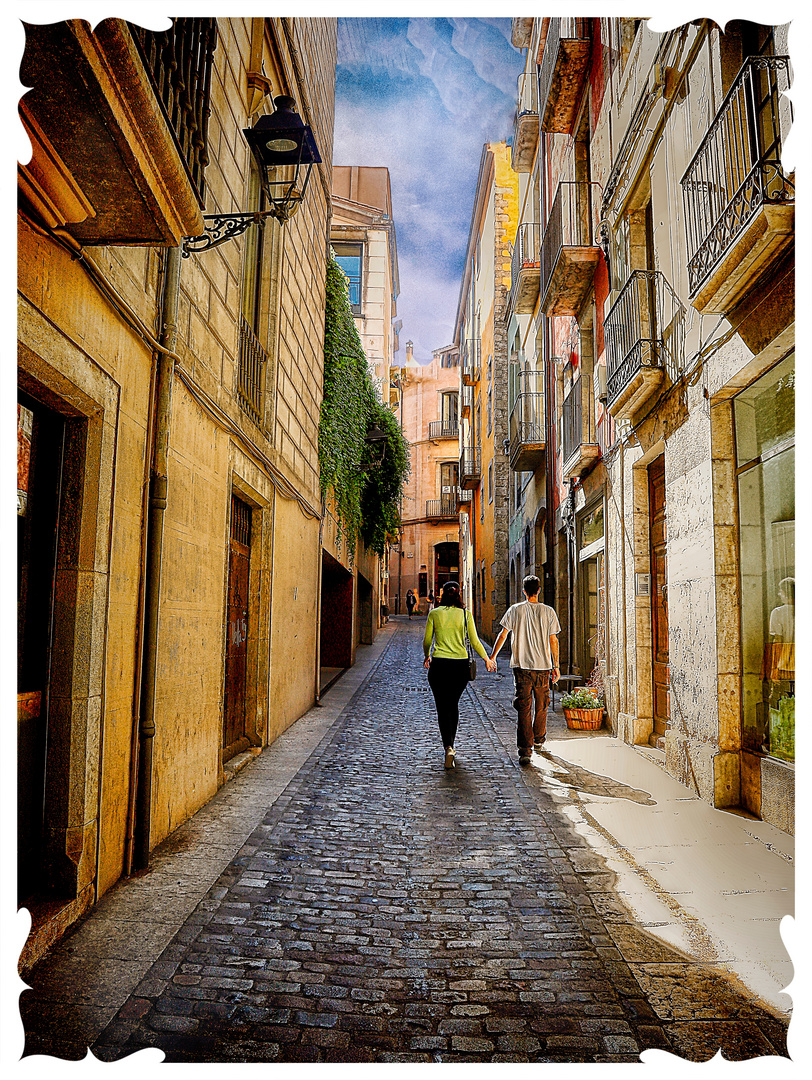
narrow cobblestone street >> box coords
[21,618,789,1064]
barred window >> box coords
[130,18,217,205]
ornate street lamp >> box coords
[182,96,321,256]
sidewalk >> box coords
[473,655,794,1020]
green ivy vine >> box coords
[320,257,410,558]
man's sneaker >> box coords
[444,746,456,770]
[518,753,532,766]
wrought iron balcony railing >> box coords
[460,445,482,488]
[506,222,542,320]
[539,18,592,134]
[511,71,539,172]
[428,420,459,441]
[509,369,546,473]
[540,181,601,317]
[460,384,472,419]
[562,376,582,465]
[561,375,600,477]
[456,487,473,510]
[461,337,481,386]
[130,18,217,203]
[426,498,458,520]
[605,270,683,420]
[681,55,794,310]
[238,316,267,425]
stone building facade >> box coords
[17,15,338,968]
[318,164,401,666]
[505,17,794,832]
[456,143,517,642]
[396,344,462,615]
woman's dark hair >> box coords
[440,581,465,609]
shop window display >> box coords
[735,353,794,762]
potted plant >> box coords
[561,687,604,730]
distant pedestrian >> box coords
[490,575,560,765]
[427,590,435,610]
[423,581,495,770]
[406,589,417,619]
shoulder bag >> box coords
[463,610,477,680]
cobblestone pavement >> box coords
[22,619,789,1064]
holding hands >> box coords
[485,657,497,673]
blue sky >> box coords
[334,17,524,363]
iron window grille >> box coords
[604,270,683,408]
[681,55,793,298]
[238,316,267,425]
[129,18,217,205]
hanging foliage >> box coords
[320,258,410,558]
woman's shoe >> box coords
[444,746,456,770]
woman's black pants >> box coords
[427,658,470,748]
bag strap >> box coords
[462,609,474,660]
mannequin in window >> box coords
[768,577,795,686]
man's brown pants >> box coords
[512,668,552,755]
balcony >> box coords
[506,223,542,319]
[428,420,459,441]
[460,385,472,419]
[511,18,534,49]
[562,376,600,479]
[460,445,482,489]
[511,72,539,173]
[681,56,794,314]
[426,498,458,521]
[540,182,602,317]
[456,487,473,511]
[461,338,481,386]
[605,270,683,422]
[19,19,212,245]
[539,18,592,134]
[509,369,546,473]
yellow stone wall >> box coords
[18,16,338,911]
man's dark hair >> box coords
[522,575,541,597]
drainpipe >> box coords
[134,245,182,870]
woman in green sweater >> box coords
[423,581,495,769]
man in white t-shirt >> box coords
[491,575,560,765]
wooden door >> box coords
[648,457,670,738]
[224,496,251,760]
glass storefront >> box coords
[735,353,794,762]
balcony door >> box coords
[648,456,670,740]
[440,461,458,514]
[441,391,458,430]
